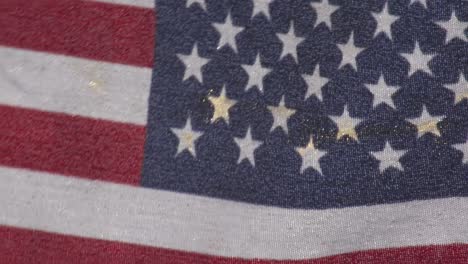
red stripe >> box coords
[1,226,467,264]
[0,0,155,67]
[0,105,145,185]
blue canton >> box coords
[143,0,468,209]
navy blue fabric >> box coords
[142,0,468,209]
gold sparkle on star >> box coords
[330,106,362,141]
[208,87,236,124]
[337,128,358,140]
[417,121,441,137]
[408,106,444,138]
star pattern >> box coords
[208,86,236,124]
[330,105,363,140]
[302,66,329,101]
[186,0,207,11]
[241,54,271,93]
[337,32,364,70]
[371,142,407,173]
[310,0,339,29]
[177,44,209,83]
[234,127,262,166]
[408,106,444,138]
[296,136,327,174]
[372,2,398,40]
[277,22,305,63]
[401,42,434,76]
[436,12,468,43]
[454,141,468,164]
[171,118,203,157]
[366,75,398,109]
[446,74,468,104]
[267,96,296,134]
[251,0,273,20]
[213,13,243,53]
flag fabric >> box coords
[1,0,468,263]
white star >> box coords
[371,142,406,173]
[401,42,434,76]
[302,66,329,101]
[208,86,237,124]
[436,12,468,43]
[277,22,305,63]
[310,0,339,29]
[446,74,468,104]
[177,44,209,83]
[454,141,468,164]
[213,13,243,53]
[234,127,262,166]
[366,75,398,109]
[409,0,427,9]
[241,54,272,93]
[372,2,398,40]
[337,32,364,70]
[408,106,445,138]
[330,105,363,140]
[251,0,272,20]
[267,96,296,134]
[186,0,207,11]
[171,118,203,157]
[296,136,327,174]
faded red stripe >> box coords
[0,0,155,67]
[1,226,467,264]
[0,105,145,185]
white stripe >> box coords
[90,0,155,8]
[1,166,467,260]
[0,47,151,125]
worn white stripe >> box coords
[0,47,151,125]
[0,166,467,260]
[90,0,154,8]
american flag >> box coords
[1,0,468,262]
